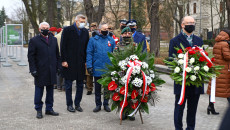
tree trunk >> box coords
[147,0,160,57]
[47,0,58,27]
[22,0,39,34]
[226,0,230,29]
[83,0,105,25]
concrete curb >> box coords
[155,64,172,74]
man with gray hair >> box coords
[28,22,61,119]
[61,14,89,113]
[86,23,116,112]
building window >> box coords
[193,3,196,14]
[187,3,189,14]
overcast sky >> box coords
[0,0,24,17]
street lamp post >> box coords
[129,0,131,20]
[57,1,61,27]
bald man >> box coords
[169,16,204,130]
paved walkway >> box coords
[0,48,229,130]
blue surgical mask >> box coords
[78,23,85,29]
[55,32,57,35]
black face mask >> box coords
[109,32,113,37]
[131,28,136,33]
[123,37,131,42]
[101,31,108,36]
[120,25,126,30]
[41,29,49,36]
[184,25,195,33]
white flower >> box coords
[150,73,155,79]
[194,66,200,71]
[111,71,117,76]
[132,78,143,87]
[149,70,154,73]
[190,75,196,81]
[132,66,141,75]
[174,67,180,73]
[115,87,120,92]
[146,76,152,85]
[203,66,209,72]
[189,58,195,64]
[185,67,192,73]
[178,59,184,65]
[178,54,184,59]
[142,62,149,69]
[118,60,127,70]
[129,55,139,61]
[120,76,126,85]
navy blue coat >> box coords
[61,24,89,80]
[28,34,61,87]
[169,32,204,95]
[133,31,147,51]
[86,35,116,77]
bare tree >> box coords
[146,0,160,56]
[22,0,40,34]
[83,0,105,25]
[11,7,30,44]
[226,0,230,29]
[46,0,58,27]
[213,0,226,29]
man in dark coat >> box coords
[61,14,89,113]
[169,16,204,130]
[28,22,60,119]
[126,19,147,51]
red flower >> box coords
[207,62,213,68]
[131,101,139,109]
[211,57,215,62]
[131,90,138,99]
[199,57,206,62]
[195,47,200,50]
[120,100,128,107]
[143,86,150,95]
[177,49,183,54]
[150,83,156,91]
[204,51,209,56]
[188,50,196,55]
[108,81,118,91]
[141,96,148,103]
[112,93,120,101]
[120,86,125,95]
[185,47,192,51]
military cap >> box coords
[119,19,127,24]
[90,22,98,27]
[126,19,137,26]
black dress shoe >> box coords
[104,105,111,112]
[67,106,75,112]
[128,116,135,121]
[75,106,83,112]
[36,111,43,119]
[93,106,101,112]
[45,110,59,116]
[87,91,92,95]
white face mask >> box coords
[78,23,85,29]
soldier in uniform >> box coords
[113,19,127,38]
[126,20,147,52]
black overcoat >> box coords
[61,25,89,80]
[28,34,61,87]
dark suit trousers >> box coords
[94,77,108,107]
[174,94,200,130]
[65,79,83,107]
[34,85,54,111]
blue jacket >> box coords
[169,32,204,95]
[133,31,147,51]
[86,35,116,77]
